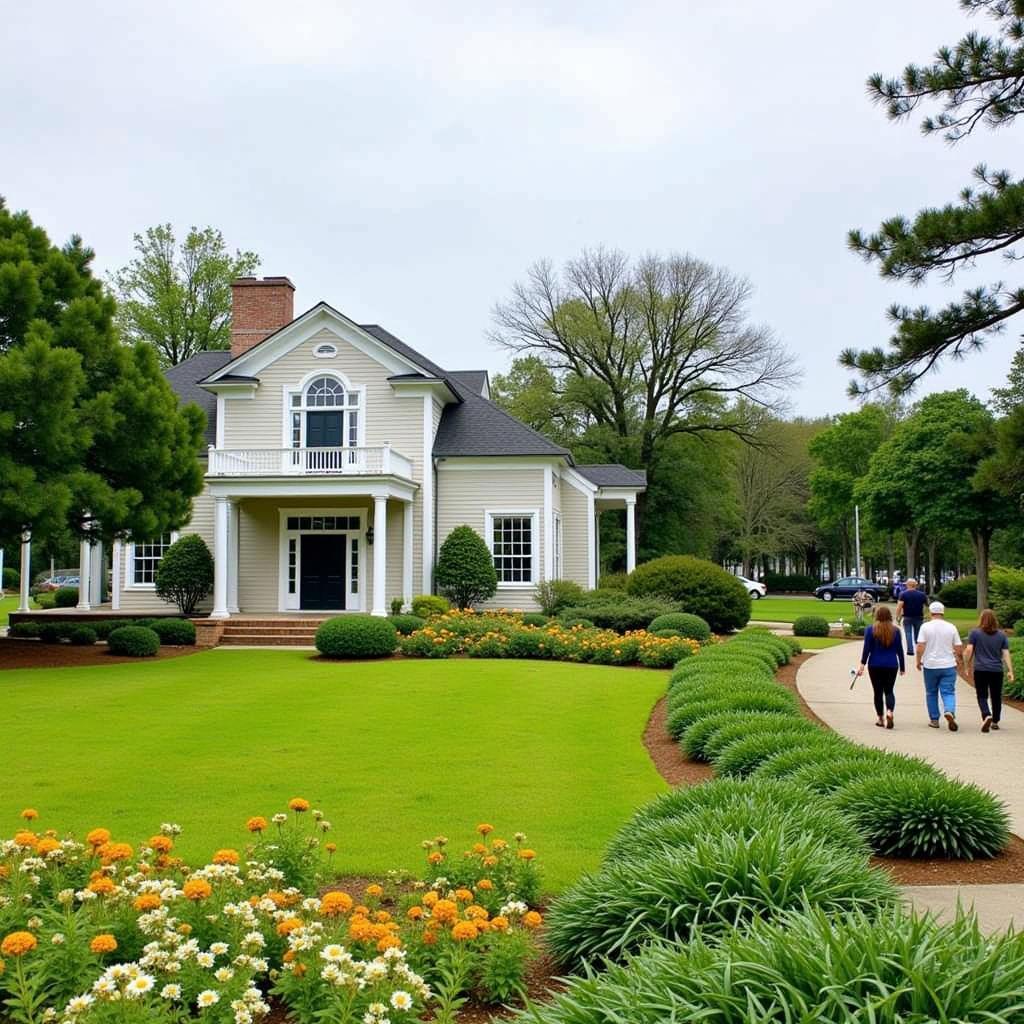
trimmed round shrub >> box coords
[435,525,498,609]
[108,626,160,657]
[520,612,550,627]
[93,619,134,641]
[54,586,79,608]
[387,614,426,635]
[627,556,751,633]
[68,625,97,646]
[38,622,68,643]
[832,774,1011,859]
[937,575,977,608]
[151,618,196,645]
[133,619,159,630]
[793,615,830,637]
[411,594,450,618]
[652,628,680,638]
[155,534,215,615]
[2,566,19,590]
[647,612,711,642]
[9,621,41,638]
[782,636,802,655]
[315,615,398,659]
[34,591,57,609]
[545,825,895,970]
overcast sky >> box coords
[5,1,1021,416]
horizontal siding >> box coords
[560,474,590,588]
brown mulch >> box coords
[641,650,1024,886]
[0,638,199,670]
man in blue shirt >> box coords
[896,579,928,659]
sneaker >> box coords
[982,716,993,733]
[928,720,940,729]
[992,722,1001,731]
[945,712,958,732]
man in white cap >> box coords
[915,601,964,730]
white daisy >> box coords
[390,991,413,1011]
[197,990,220,1008]
[161,984,182,1000]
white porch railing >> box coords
[207,445,414,479]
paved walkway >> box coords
[797,642,1024,932]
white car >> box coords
[738,576,767,600]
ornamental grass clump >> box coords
[680,710,809,762]
[752,739,859,780]
[712,724,831,777]
[832,774,1012,859]
[544,825,895,970]
[315,615,398,659]
[788,751,938,796]
[666,690,798,739]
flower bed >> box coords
[398,610,702,668]
[0,809,544,1023]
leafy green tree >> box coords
[845,0,1024,394]
[0,199,206,551]
[111,224,259,366]
[858,390,1015,607]
[991,344,1024,412]
[435,525,498,609]
[155,534,214,614]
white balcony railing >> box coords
[207,445,414,479]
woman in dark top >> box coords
[965,609,1016,733]
[855,605,906,728]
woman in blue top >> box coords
[855,605,906,729]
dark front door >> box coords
[300,534,346,610]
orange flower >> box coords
[451,921,479,941]
[288,798,310,813]
[454,888,473,903]
[320,891,353,916]
[325,842,337,854]
[87,876,116,896]
[365,884,383,898]
[422,929,438,946]
[246,817,268,833]
[134,893,162,912]
[212,848,239,865]
[90,934,117,955]
[490,916,509,931]
[276,918,302,936]
[86,828,111,848]
[20,809,38,822]
[34,838,59,856]
[476,879,493,891]
[97,842,133,865]
[13,831,37,848]
[148,836,173,854]
[182,879,212,901]
[492,839,507,851]
[472,842,486,855]
[431,899,458,924]
[476,823,494,836]
[178,923,192,935]
[406,906,424,920]
[465,905,489,920]
[422,892,439,908]
[523,910,543,929]
[427,851,444,865]
[483,855,498,868]
[1,932,37,957]
[518,849,536,861]
[293,963,307,977]
[377,934,402,952]
[347,915,376,943]
[282,950,296,963]
[354,904,369,917]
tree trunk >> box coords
[905,528,919,579]
[972,528,992,612]
[887,533,895,583]
[926,538,938,595]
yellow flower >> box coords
[523,910,543,929]
[427,851,444,865]
[34,837,59,856]
[212,848,239,865]
[13,831,36,848]
[1,932,37,957]
[182,879,212,901]
[518,848,537,861]
[422,891,439,908]
[320,891,353,916]
[19,809,38,822]
[476,823,494,836]
[89,934,117,955]
[451,921,479,941]
[148,835,173,854]
[406,905,424,920]
[86,828,111,848]
[288,798,310,813]
[431,899,458,924]
[276,918,302,936]
[97,842,133,865]
[365,883,384,898]
[476,879,494,891]
[246,816,268,833]
[490,915,509,931]
[325,842,337,854]
[87,876,116,896]
[134,893,162,912]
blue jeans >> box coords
[903,617,922,656]
[923,667,957,720]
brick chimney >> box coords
[230,276,296,358]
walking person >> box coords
[964,609,1016,733]
[855,605,905,728]
[915,601,964,731]
[896,578,927,661]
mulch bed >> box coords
[641,650,1024,886]
[0,638,199,670]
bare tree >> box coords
[490,249,796,469]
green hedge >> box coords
[108,626,160,657]
[387,614,426,635]
[315,615,398,659]
[68,625,97,646]
[54,586,79,608]
[150,619,197,645]
[8,622,41,638]
[793,615,830,637]
[558,595,681,633]
[411,595,450,618]
[937,575,977,607]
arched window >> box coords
[288,376,362,462]
[305,376,346,407]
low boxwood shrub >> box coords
[92,619,134,640]
[315,615,398,659]
[8,621,41,638]
[34,591,57,609]
[38,622,69,643]
[520,612,550,627]
[411,594,450,618]
[647,612,711,642]
[54,586,79,608]
[108,626,160,657]
[782,636,802,655]
[651,628,680,638]
[832,774,1011,859]
[151,618,197,645]
[627,555,751,633]
[545,825,895,970]
[937,575,977,608]
[387,614,426,635]
[793,615,830,637]
[559,616,594,629]
[133,619,159,630]
[68,625,97,646]
[558,596,681,633]
[534,578,585,616]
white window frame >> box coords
[124,531,178,591]
[553,511,562,578]
[281,370,366,451]
[484,509,539,589]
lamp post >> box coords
[854,504,862,577]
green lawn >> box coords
[1,652,667,891]
[0,594,36,627]
[793,636,851,650]
[751,596,980,632]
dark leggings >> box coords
[974,670,1003,722]
[868,666,897,716]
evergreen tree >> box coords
[845,0,1024,394]
[991,343,1024,412]
[435,526,498,609]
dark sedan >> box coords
[814,577,889,603]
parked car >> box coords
[814,577,888,603]
[737,575,767,600]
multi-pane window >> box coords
[490,515,534,583]
[285,516,360,531]
[553,513,562,578]
[288,538,297,594]
[306,377,346,407]
[132,534,173,585]
[289,378,362,452]
[351,537,359,592]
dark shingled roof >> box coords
[577,464,648,488]
[165,351,232,445]
[448,369,489,395]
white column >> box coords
[372,495,388,616]
[111,540,122,611]
[228,500,240,613]
[76,537,92,610]
[586,492,597,590]
[594,509,601,585]
[625,498,637,575]
[90,541,103,605]
[543,465,554,583]
[18,531,31,612]
[211,497,230,619]
[421,396,434,595]
[402,500,414,611]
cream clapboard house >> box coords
[81,277,645,619]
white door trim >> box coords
[277,508,366,613]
